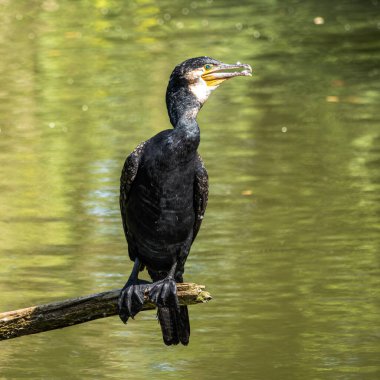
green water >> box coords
[1,0,379,379]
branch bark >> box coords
[0,283,211,341]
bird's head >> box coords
[166,56,252,126]
[168,56,252,105]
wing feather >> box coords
[120,141,146,240]
[193,154,209,242]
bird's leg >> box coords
[149,262,179,310]
[118,258,150,323]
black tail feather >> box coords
[157,306,190,346]
[178,306,190,345]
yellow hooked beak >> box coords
[201,62,252,87]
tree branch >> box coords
[0,283,211,341]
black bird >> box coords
[118,57,252,345]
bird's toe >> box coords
[118,284,147,323]
[149,278,179,309]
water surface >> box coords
[1,1,379,379]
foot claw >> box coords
[149,277,179,309]
[118,284,147,323]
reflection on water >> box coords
[1,1,379,379]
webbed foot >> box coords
[118,283,147,323]
[149,277,179,310]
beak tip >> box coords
[242,67,253,77]
[240,63,252,76]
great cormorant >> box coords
[118,57,252,345]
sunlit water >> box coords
[1,1,379,379]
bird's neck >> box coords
[166,80,202,128]
[166,82,202,152]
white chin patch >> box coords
[189,79,217,104]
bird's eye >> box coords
[204,64,213,70]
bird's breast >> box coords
[126,161,196,245]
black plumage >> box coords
[118,57,251,345]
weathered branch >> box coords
[0,283,211,341]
